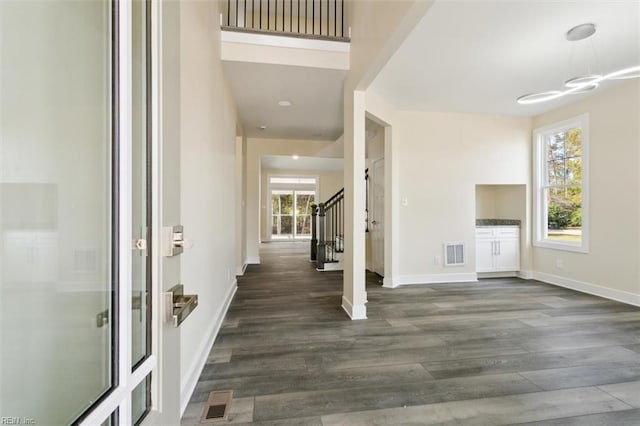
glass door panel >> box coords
[131,0,151,370]
[295,191,315,238]
[1,0,115,424]
[271,190,293,239]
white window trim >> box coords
[533,114,589,253]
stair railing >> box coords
[313,188,343,269]
[223,0,348,40]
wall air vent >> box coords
[444,242,465,266]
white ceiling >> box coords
[223,61,346,139]
[370,1,640,116]
[261,155,344,171]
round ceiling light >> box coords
[566,23,596,42]
[516,90,563,105]
[278,100,292,107]
[259,125,267,130]
[567,83,599,94]
[292,155,300,160]
[608,66,640,80]
[564,74,602,88]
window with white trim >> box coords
[533,114,589,253]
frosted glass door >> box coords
[0,1,116,424]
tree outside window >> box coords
[534,114,589,253]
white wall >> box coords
[341,0,434,318]
[260,168,343,241]
[395,111,532,283]
[178,0,241,411]
[532,81,640,301]
[245,137,342,262]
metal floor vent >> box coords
[201,390,233,423]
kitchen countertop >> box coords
[476,219,521,227]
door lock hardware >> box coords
[164,284,198,327]
[96,309,109,328]
[162,225,193,257]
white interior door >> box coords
[371,158,385,276]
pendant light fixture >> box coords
[517,23,640,105]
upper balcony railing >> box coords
[223,0,349,40]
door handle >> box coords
[164,284,198,327]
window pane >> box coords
[132,375,151,425]
[270,177,317,185]
[296,192,315,215]
[280,194,293,214]
[1,1,114,424]
[546,187,582,242]
[544,125,582,244]
[132,0,151,370]
[280,215,293,235]
[296,215,311,236]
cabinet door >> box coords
[495,238,520,271]
[476,239,495,272]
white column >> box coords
[342,89,367,320]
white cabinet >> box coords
[475,227,520,273]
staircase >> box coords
[311,170,369,271]
[311,188,344,270]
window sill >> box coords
[534,239,589,254]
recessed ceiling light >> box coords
[278,100,292,107]
[292,155,299,160]
[259,125,267,130]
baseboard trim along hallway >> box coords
[180,280,238,415]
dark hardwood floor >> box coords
[181,242,640,425]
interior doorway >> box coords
[370,157,385,276]
[268,176,317,240]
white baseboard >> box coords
[246,256,260,264]
[180,279,238,415]
[517,270,534,280]
[477,271,518,279]
[533,271,640,307]
[341,296,367,320]
[382,276,400,288]
[236,263,248,276]
[398,272,478,286]
[318,262,343,271]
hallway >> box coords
[182,242,640,425]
